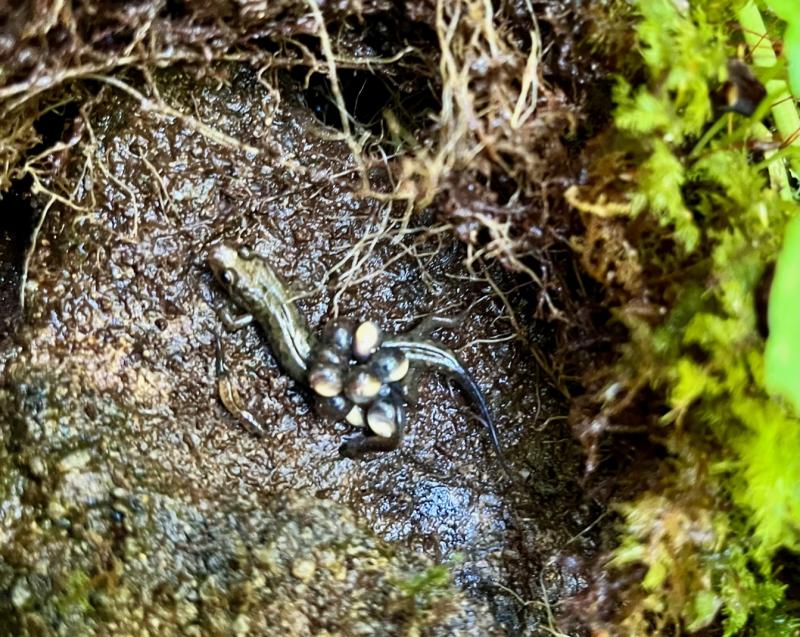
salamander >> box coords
[208,242,511,477]
[208,243,313,383]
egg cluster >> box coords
[308,319,409,439]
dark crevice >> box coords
[0,103,77,340]
[0,176,36,339]
[32,101,79,156]
[301,67,438,141]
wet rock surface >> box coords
[2,481,499,635]
[0,66,595,634]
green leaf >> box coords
[764,0,800,97]
[785,21,800,98]
[763,0,794,22]
[765,216,800,413]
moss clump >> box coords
[570,0,800,632]
[54,570,93,617]
[393,562,452,608]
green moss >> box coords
[54,570,93,617]
[393,562,452,608]
[632,139,698,250]
[579,0,800,632]
[611,492,788,635]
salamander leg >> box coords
[219,306,254,331]
[338,430,401,458]
[215,334,267,437]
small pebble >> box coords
[47,501,67,521]
[291,558,317,583]
[28,456,47,478]
[254,546,280,570]
[11,578,31,609]
[233,614,251,636]
[57,449,91,473]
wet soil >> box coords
[0,65,597,634]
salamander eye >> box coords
[221,269,236,286]
[237,246,253,259]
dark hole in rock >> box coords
[302,68,393,132]
[161,0,190,19]
[0,101,79,339]
[301,66,438,140]
[32,101,79,155]
[0,176,35,339]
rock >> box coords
[11,579,31,609]
[0,61,566,635]
[290,557,317,583]
[57,449,91,473]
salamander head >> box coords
[208,242,280,312]
[209,242,245,285]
